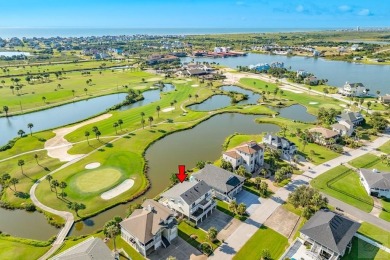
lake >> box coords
[0,51,30,57]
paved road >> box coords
[211,133,390,259]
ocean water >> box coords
[0,27,333,38]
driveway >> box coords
[148,237,201,260]
[198,209,241,241]
[235,190,261,215]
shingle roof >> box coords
[161,180,211,205]
[331,123,348,132]
[120,199,175,244]
[223,150,241,159]
[300,210,360,255]
[339,112,359,123]
[192,164,245,193]
[235,141,263,155]
[360,169,390,190]
[51,237,113,260]
[309,127,339,139]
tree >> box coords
[105,224,120,252]
[27,123,34,136]
[85,131,90,145]
[141,119,146,129]
[18,159,25,177]
[228,200,237,213]
[67,202,86,217]
[207,227,218,242]
[156,106,161,118]
[236,165,250,179]
[42,96,47,104]
[281,125,288,137]
[51,179,59,196]
[72,90,75,97]
[254,177,262,190]
[18,129,25,137]
[259,182,268,196]
[0,173,11,186]
[148,116,154,128]
[59,181,67,198]
[195,94,199,101]
[261,249,272,260]
[188,94,192,100]
[366,101,372,112]
[260,168,268,178]
[117,119,123,131]
[34,154,39,165]
[9,177,18,191]
[236,203,246,216]
[196,161,206,169]
[84,88,88,95]
[113,122,119,134]
[140,112,145,120]
[3,106,9,117]
[46,175,53,191]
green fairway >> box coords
[350,153,390,172]
[233,225,288,260]
[72,167,123,193]
[358,222,390,248]
[378,141,390,154]
[342,237,390,260]
[0,236,50,260]
[311,166,373,212]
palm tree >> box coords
[113,122,119,134]
[105,225,120,252]
[207,227,218,242]
[188,94,192,100]
[59,181,67,198]
[84,88,88,95]
[140,112,145,120]
[228,200,238,213]
[261,168,268,178]
[9,178,18,192]
[67,202,86,217]
[148,116,154,128]
[141,119,146,129]
[46,175,53,191]
[34,154,39,165]
[17,129,25,137]
[174,99,177,108]
[18,159,25,177]
[366,101,372,112]
[254,177,262,190]
[376,90,381,98]
[27,123,34,136]
[195,94,199,101]
[95,130,101,140]
[3,106,9,117]
[279,90,284,100]
[51,179,59,196]
[85,131,90,145]
[156,106,161,118]
[117,119,123,131]
[42,96,47,104]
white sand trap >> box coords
[162,107,175,112]
[280,87,303,94]
[309,102,319,105]
[85,162,101,169]
[185,79,193,81]
[191,84,199,87]
[101,179,135,200]
[339,104,347,108]
[147,77,163,82]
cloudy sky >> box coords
[0,0,388,28]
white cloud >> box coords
[296,5,304,12]
[338,5,351,12]
[357,9,371,16]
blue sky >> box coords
[0,0,389,28]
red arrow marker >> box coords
[176,165,188,183]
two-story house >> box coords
[222,141,264,174]
[336,111,364,126]
[120,199,178,257]
[331,120,354,137]
[160,180,215,225]
[309,127,340,146]
[359,168,390,199]
[338,82,368,97]
[263,134,297,160]
[192,164,245,202]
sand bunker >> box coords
[280,87,303,94]
[191,84,199,87]
[101,179,135,200]
[339,104,347,108]
[85,162,101,169]
[162,107,175,112]
[309,102,319,105]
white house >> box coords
[338,82,368,97]
[222,141,264,173]
[296,70,308,78]
[331,120,354,137]
[336,111,364,126]
[160,180,215,225]
[263,134,297,160]
[192,164,245,202]
[120,199,178,257]
[359,168,390,199]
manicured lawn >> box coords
[349,154,390,172]
[342,237,390,260]
[224,133,263,150]
[311,166,373,212]
[283,202,303,216]
[178,221,221,252]
[233,225,288,260]
[378,141,390,154]
[71,167,123,193]
[215,199,247,221]
[358,222,390,248]
[0,236,50,260]
[379,199,390,222]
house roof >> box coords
[223,150,241,159]
[192,164,245,193]
[345,82,365,88]
[187,69,207,75]
[300,210,360,255]
[331,123,349,132]
[360,169,390,190]
[338,112,362,123]
[309,127,339,139]
[234,141,263,155]
[161,180,211,205]
[51,237,113,260]
[120,199,175,244]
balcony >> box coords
[198,198,212,209]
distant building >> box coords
[304,76,319,86]
[51,237,114,260]
[296,70,308,78]
[380,95,390,104]
[359,168,390,199]
[263,134,297,160]
[336,111,364,126]
[309,127,339,146]
[300,210,360,259]
[214,47,230,53]
[192,164,245,202]
[338,82,368,97]
[222,141,264,173]
[249,63,270,72]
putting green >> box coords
[75,168,122,193]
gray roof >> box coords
[51,237,113,260]
[360,169,390,190]
[192,164,245,193]
[120,199,175,244]
[346,82,365,88]
[300,210,360,255]
[331,123,349,132]
[161,180,211,205]
[338,112,362,123]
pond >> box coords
[220,85,261,105]
[69,113,280,236]
[0,51,31,57]
[181,53,390,94]
[269,104,317,122]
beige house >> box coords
[309,127,339,146]
[222,141,264,173]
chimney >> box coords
[147,204,154,212]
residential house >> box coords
[300,210,360,259]
[380,95,390,105]
[160,180,216,225]
[51,237,114,260]
[359,168,390,199]
[309,127,339,146]
[336,111,364,126]
[296,70,308,78]
[187,69,208,76]
[192,164,245,202]
[304,76,319,86]
[120,199,178,256]
[222,141,264,173]
[249,63,270,72]
[331,120,354,137]
[338,82,368,97]
[263,134,297,160]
